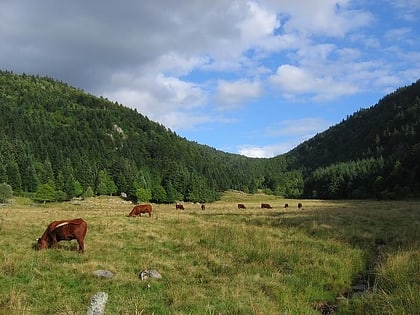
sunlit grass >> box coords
[0,193,419,314]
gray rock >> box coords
[86,291,108,315]
[93,270,114,279]
[139,269,162,280]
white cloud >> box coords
[388,0,420,20]
[215,79,262,109]
[238,139,305,158]
[272,0,373,37]
[269,64,358,99]
[238,143,290,158]
[104,72,208,130]
[238,1,280,43]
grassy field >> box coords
[0,191,419,314]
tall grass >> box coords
[0,193,419,314]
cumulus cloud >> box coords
[238,141,302,158]
[269,0,373,37]
[269,64,358,100]
[215,79,262,109]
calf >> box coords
[237,203,246,209]
[176,204,185,210]
[261,203,272,209]
[37,218,87,253]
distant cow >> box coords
[37,218,87,253]
[176,204,185,210]
[129,204,153,217]
[201,204,206,210]
[238,203,246,209]
[298,202,303,209]
[261,203,272,209]
[284,203,289,208]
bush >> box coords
[0,183,13,203]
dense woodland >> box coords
[0,70,419,202]
[287,80,420,199]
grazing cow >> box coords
[176,204,185,210]
[284,203,289,208]
[298,202,303,209]
[261,203,272,209]
[129,204,153,217]
[37,218,87,253]
[201,204,206,210]
[237,203,246,209]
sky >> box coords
[1,1,419,158]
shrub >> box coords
[0,183,13,203]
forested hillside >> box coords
[0,71,296,202]
[286,80,420,199]
[1,70,419,202]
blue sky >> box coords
[1,1,419,157]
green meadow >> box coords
[1,191,419,314]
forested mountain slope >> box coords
[1,70,419,201]
[0,71,284,202]
[286,80,420,199]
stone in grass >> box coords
[139,269,162,280]
[93,270,114,279]
[87,291,108,315]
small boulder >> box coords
[93,270,114,279]
[139,269,162,280]
[87,291,108,315]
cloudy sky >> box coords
[1,1,419,157]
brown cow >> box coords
[176,204,185,210]
[238,203,246,209]
[201,204,206,210]
[298,202,303,209]
[261,203,272,209]
[129,204,153,217]
[37,218,87,253]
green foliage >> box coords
[135,187,152,202]
[151,185,167,203]
[288,80,420,199]
[0,182,13,203]
[96,169,117,196]
[83,186,95,198]
[34,181,56,203]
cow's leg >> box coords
[51,235,58,249]
[77,239,84,253]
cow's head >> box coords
[37,238,49,250]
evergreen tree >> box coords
[35,181,56,203]
[151,185,167,203]
[136,188,152,202]
[6,160,21,192]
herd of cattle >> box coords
[36,201,304,253]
